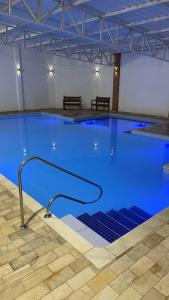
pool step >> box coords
[61,215,109,247]
[130,206,152,220]
[78,213,119,243]
[77,206,152,243]
[107,209,137,230]
[92,212,129,236]
[119,208,146,224]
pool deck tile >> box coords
[84,247,115,269]
[91,286,119,300]
[41,283,73,300]
[129,256,155,277]
[0,174,169,299]
[146,243,169,263]
[150,256,169,279]
[109,254,134,275]
[132,270,159,296]
[67,267,96,291]
[48,253,75,273]
[16,282,50,300]
[155,271,169,296]
[126,243,150,262]
[88,268,117,293]
[110,269,137,295]
[157,224,169,237]
[143,233,165,249]
[142,288,166,300]
[106,236,133,257]
[117,287,142,300]
[132,122,169,140]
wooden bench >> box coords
[63,96,81,110]
[91,97,110,111]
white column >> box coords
[14,45,25,111]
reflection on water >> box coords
[0,113,168,218]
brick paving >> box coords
[0,180,169,299]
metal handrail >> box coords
[44,192,101,219]
[18,156,103,229]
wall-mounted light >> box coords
[16,65,24,75]
[114,66,118,74]
[95,66,100,74]
[95,66,101,78]
[49,65,54,77]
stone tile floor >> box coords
[36,109,169,140]
[0,182,169,299]
[133,122,169,140]
[2,108,169,139]
[0,108,109,119]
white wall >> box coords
[0,45,50,112]
[119,53,169,117]
[0,46,18,111]
[0,44,113,112]
[22,50,50,110]
[48,57,113,109]
[2,44,169,116]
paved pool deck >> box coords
[0,109,169,299]
[45,108,169,140]
[132,122,169,140]
[0,174,169,300]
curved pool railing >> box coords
[18,156,103,229]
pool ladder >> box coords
[18,156,103,230]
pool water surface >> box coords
[0,113,168,218]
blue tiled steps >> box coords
[77,206,152,243]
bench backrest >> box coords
[96,97,110,104]
[63,96,81,103]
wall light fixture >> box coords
[114,66,118,74]
[95,66,100,74]
[16,65,23,74]
[49,65,54,76]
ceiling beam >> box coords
[146,27,169,35]
[0,3,168,51]
[63,0,169,29]
[125,14,169,28]
[86,20,169,42]
[0,9,117,50]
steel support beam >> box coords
[0,0,168,65]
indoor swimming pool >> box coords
[0,112,168,222]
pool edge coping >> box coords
[132,128,169,141]
[0,173,169,269]
[41,111,163,124]
[0,110,162,124]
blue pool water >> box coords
[0,113,168,218]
